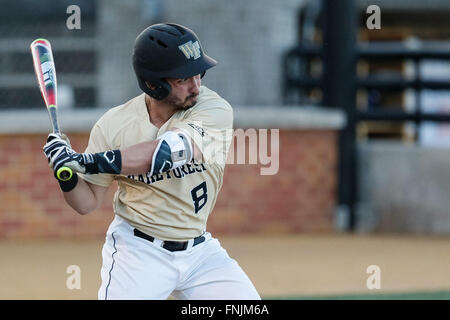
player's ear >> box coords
[145,82,156,90]
[164,78,176,86]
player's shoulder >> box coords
[193,86,233,113]
[87,94,147,148]
[176,86,233,130]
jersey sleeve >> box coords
[78,122,116,187]
[170,101,233,169]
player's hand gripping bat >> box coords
[30,38,73,181]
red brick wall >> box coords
[0,130,338,239]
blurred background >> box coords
[0,0,450,299]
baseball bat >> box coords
[30,38,73,181]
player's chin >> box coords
[183,98,198,109]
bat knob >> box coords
[57,167,73,181]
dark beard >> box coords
[165,93,198,110]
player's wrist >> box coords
[83,150,122,175]
[57,172,79,192]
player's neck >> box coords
[145,95,177,128]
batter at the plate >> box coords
[42,23,260,300]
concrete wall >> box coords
[97,0,143,108]
[163,0,304,106]
[96,0,306,108]
[357,141,450,234]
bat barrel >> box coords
[31,38,72,182]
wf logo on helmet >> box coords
[179,41,201,60]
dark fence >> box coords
[283,1,450,230]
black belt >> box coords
[133,228,205,252]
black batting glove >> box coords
[42,133,79,192]
[43,133,122,176]
[43,133,91,175]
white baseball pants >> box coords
[98,215,261,300]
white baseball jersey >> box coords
[79,86,233,241]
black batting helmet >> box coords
[132,23,217,100]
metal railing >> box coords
[283,38,450,230]
[284,42,450,123]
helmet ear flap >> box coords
[137,77,171,100]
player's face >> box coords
[165,75,201,110]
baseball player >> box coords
[42,23,261,300]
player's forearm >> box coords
[119,131,195,175]
[120,140,159,175]
[49,131,194,177]
[62,177,103,215]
